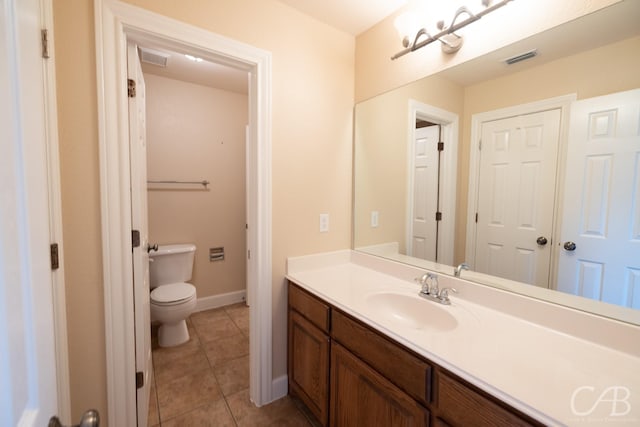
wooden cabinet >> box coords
[332,310,432,406]
[331,342,429,427]
[287,280,542,427]
[288,286,331,425]
[436,372,535,427]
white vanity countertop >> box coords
[286,250,640,426]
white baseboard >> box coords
[272,374,288,401]
[194,290,247,312]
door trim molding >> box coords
[465,94,576,283]
[406,100,458,266]
[94,1,273,424]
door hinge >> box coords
[435,212,442,221]
[247,250,251,260]
[478,140,482,150]
[128,79,136,97]
[41,29,50,59]
[50,243,59,270]
[475,212,478,223]
[437,141,444,151]
[132,230,140,249]
[136,371,144,389]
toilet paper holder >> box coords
[209,247,224,262]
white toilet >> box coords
[149,243,198,347]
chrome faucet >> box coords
[454,263,469,278]
[415,273,458,305]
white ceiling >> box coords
[276,0,409,35]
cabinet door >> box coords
[331,343,429,427]
[289,310,330,425]
[437,372,537,427]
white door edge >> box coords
[94,1,273,425]
[465,94,576,278]
[406,99,458,266]
[41,0,72,422]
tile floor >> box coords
[148,303,312,426]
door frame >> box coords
[406,100,458,266]
[94,1,273,425]
[465,94,575,288]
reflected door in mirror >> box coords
[409,125,440,261]
[475,109,561,287]
[557,89,640,309]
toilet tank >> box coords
[149,244,196,288]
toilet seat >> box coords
[151,282,196,306]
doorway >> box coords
[133,42,250,425]
[406,100,458,266]
[94,2,273,425]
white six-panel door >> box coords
[0,0,58,425]
[557,89,640,308]
[409,125,440,261]
[475,109,561,287]
[128,42,152,427]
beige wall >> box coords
[355,0,623,102]
[54,0,354,421]
[354,75,464,250]
[145,73,248,298]
[53,0,108,421]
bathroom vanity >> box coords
[286,250,640,426]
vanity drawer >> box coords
[436,372,539,427]
[331,309,432,405]
[288,281,330,333]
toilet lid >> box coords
[151,283,196,305]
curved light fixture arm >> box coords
[411,28,436,51]
[391,0,514,60]
[446,6,477,35]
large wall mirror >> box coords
[353,0,640,325]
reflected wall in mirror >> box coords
[353,0,640,324]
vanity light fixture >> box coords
[391,0,514,60]
[185,54,204,63]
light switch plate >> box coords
[319,213,329,233]
[371,211,379,228]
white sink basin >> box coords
[366,292,458,331]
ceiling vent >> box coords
[139,47,170,67]
[504,49,538,65]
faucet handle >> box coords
[438,287,458,303]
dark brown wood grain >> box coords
[289,282,331,332]
[330,342,430,427]
[436,372,537,427]
[331,309,432,406]
[288,310,330,426]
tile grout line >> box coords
[149,305,254,426]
